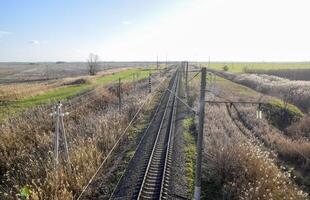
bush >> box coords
[286,115,310,138]
[223,65,229,71]
[261,99,304,130]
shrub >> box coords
[223,65,229,71]
[261,99,304,130]
[286,115,310,138]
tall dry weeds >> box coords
[235,73,310,112]
[0,77,160,199]
[233,106,310,173]
[202,105,308,199]
[185,70,309,199]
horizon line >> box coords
[1,60,310,63]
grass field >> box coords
[95,68,150,84]
[206,62,310,73]
[0,68,151,119]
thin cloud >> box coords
[0,31,12,38]
[121,20,132,25]
[29,40,40,45]
[28,40,49,45]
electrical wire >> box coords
[76,77,167,200]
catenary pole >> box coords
[54,103,60,169]
[118,78,122,111]
[185,61,188,95]
[194,67,206,200]
[60,113,71,169]
[148,71,152,93]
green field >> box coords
[95,68,150,84]
[205,62,310,73]
[0,68,150,119]
[147,63,168,70]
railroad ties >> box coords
[134,69,180,200]
[110,69,181,200]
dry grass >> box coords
[0,68,127,101]
[286,115,310,139]
[0,76,162,199]
[234,73,310,112]
[208,72,310,175]
[233,106,310,173]
[0,82,57,101]
[186,68,309,199]
[0,77,92,101]
[245,68,310,81]
[202,105,308,200]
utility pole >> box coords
[194,67,206,200]
[50,101,70,170]
[165,54,168,69]
[185,61,189,95]
[132,73,136,91]
[148,71,152,93]
[60,107,70,170]
[157,55,159,70]
[118,78,122,111]
[54,103,60,169]
[208,56,210,68]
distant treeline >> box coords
[244,68,310,81]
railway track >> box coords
[111,68,181,200]
[136,69,179,200]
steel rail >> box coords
[159,69,180,199]
[76,75,169,200]
[109,81,169,199]
[137,76,176,199]
[137,69,179,199]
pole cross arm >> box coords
[205,101,266,105]
[194,67,206,200]
[188,70,201,72]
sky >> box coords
[0,0,310,62]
